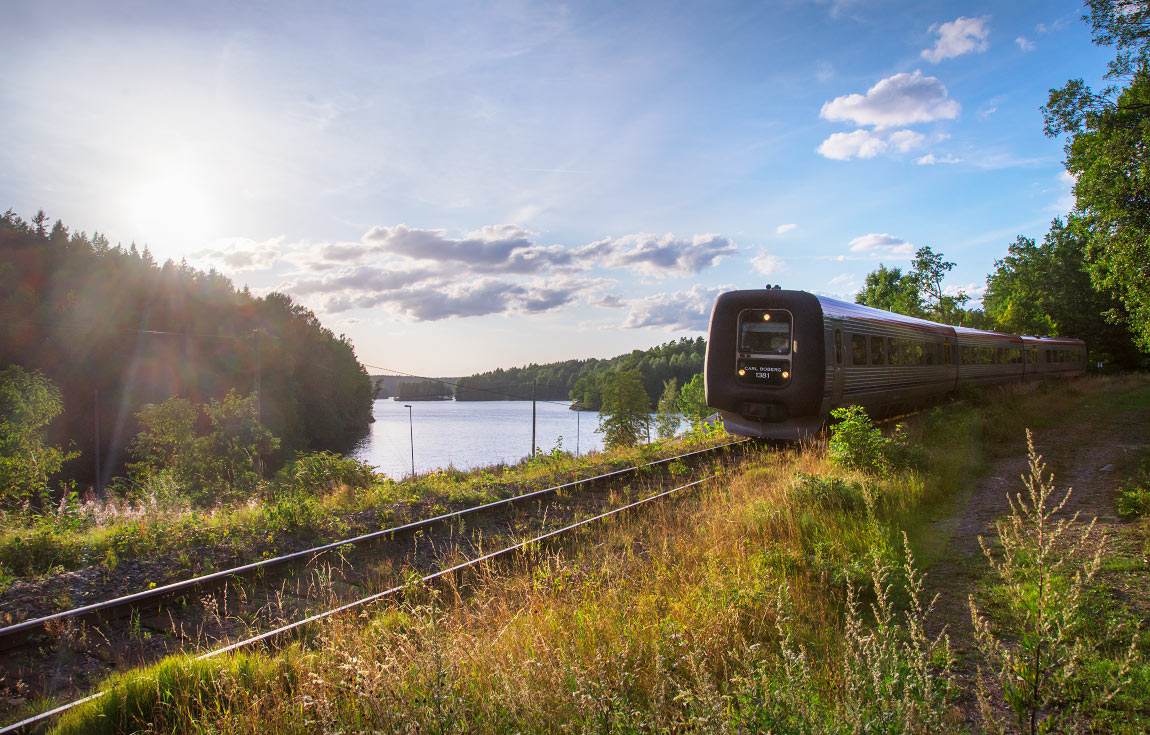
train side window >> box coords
[902,340,913,365]
[888,337,898,366]
[851,334,867,365]
[944,343,951,365]
[834,330,843,365]
[871,336,886,365]
[1045,349,1051,363]
[913,342,923,365]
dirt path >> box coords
[924,380,1150,716]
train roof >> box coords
[1020,334,1086,347]
[814,295,954,336]
[951,325,1023,344]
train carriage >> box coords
[705,288,1085,440]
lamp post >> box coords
[403,404,414,477]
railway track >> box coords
[0,439,750,732]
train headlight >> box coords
[738,369,746,376]
[762,313,771,321]
[781,371,790,379]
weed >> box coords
[970,430,1141,735]
[1116,458,1150,518]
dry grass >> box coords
[48,375,1150,734]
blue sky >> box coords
[1,1,1111,375]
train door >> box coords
[831,320,845,401]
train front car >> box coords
[705,289,827,440]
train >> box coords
[704,288,1086,440]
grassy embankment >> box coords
[41,376,1150,733]
[0,428,730,589]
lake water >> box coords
[352,399,606,478]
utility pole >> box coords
[94,389,101,494]
[531,379,537,458]
[253,329,262,422]
[404,404,414,477]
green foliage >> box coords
[788,473,867,512]
[654,378,681,439]
[53,653,294,735]
[274,451,377,496]
[676,373,710,427]
[128,396,197,481]
[970,431,1140,735]
[985,217,1142,365]
[828,405,889,473]
[395,379,453,400]
[856,247,981,326]
[912,245,970,324]
[0,209,373,492]
[1042,4,1150,353]
[128,391,280,504]
[597,369,651,449]
[454,337,705,408]
[855,262,925,317]
[1116,458,1150,517]
[775,537,955,734]
[0,366,76,509]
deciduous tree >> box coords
[654,378,681,439]
[855,264,924,317]
[1043,0,1150,351]
[597,370,650,449]
[0,366,74,508]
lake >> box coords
[352,399,607,478]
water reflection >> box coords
[352,399,605,479]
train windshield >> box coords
[738,310,792,355]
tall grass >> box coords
[40,375,1150,733]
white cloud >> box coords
[815,60,835,82]
[750,251,785,276]
[816,128,925,161]
[820,71,961,128]
[1016,36,1036,51]
[817,129,888,160]
[194,236,285,271]
[915,153,961,165]
[776,223,798,235]
[848,233,915,255]
[921,16,991,63]
[945,282,984,300]
[888,129,926,152]
[598,232,737,277]
[622,285,724,331]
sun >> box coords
[126,162,217,256]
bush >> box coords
[829,405,890,473]
[274,451,376,496]
[1116,458,1150,518]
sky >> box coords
[1,0,1113,376]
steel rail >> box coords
[1,471,722,734]
[0,439,747,649]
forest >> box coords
[453,336,706,410]
[0,210,374,493]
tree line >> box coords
[0,210,374,497]
[453,337,706,410]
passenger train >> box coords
[704,288,1086,440]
